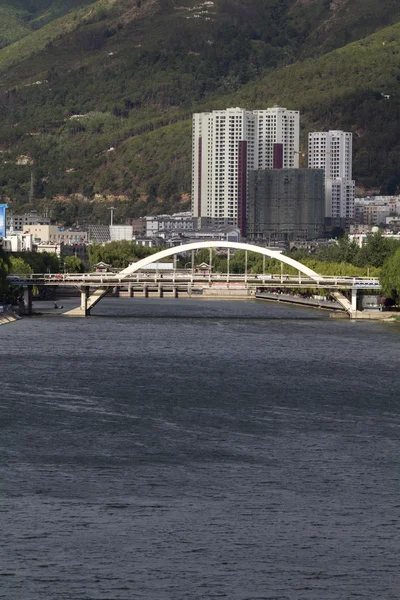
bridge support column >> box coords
[173,287,178,298]
[128,284,134,298]
[113,286,120,298]
[144,284,148,298]
[22,285,33,315]
[351,288,358,312]
[158,285,163,298]
[227,248,230,285]
[80,286,90,317]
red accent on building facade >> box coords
[197,137,202,217]
[238,140,247,237]
[273,143,283,169]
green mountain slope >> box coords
[0,0,95,48]
[1,0,400,221]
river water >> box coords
[1,298,400,600]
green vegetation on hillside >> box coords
[1,0,400,219]
[0,0,96,49]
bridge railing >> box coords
[9,272,381,288]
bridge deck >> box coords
[10,273,381,290]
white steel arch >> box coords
[119,241,324,282]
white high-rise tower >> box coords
[191,106,300,234]
[308,130,355,220]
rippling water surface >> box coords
[1,298,400,600]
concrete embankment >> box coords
[256,292,344,311]
[255,292,398,320]
[330,310,399,321]
[0,311,21,325]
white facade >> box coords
[110,225,133,241]
[145,215,194,236]
[254,107,299,170]
[350,232,400,247]
[308,130,355,219]
[128,261,174,271]
[2,232,33,252]
[192,106,300,226]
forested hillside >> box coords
[1,0,400,223]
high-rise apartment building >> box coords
[192,106,300,233]
[308,130,355,220]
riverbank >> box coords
[255,292,344,311]
[0,311,21,326]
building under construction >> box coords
[247,169,325,242]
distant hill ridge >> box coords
[1,0,400,222]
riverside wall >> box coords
[0,310,20,325]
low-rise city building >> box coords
[6,210,50,232]
[354,196,399,226]
[2,232,34,252]
[88,225,111,244]
[36,242,63,256]
[23,225,87,245]
[133,236,165,247]
[62,243,89,264]
[349,232,400,247]
[110,225,133,241]
[144,213,195,237]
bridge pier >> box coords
[351,288,358,312]
[21,285,33,315]
[158,285,164,298]
[144,284,149,298]
[79,286,90,316]
[128,284,134,298]
[113,286,120,298]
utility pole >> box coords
[29,171,34,204]
[108,206,115,227]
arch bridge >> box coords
[60,241,357,316]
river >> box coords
[1,298,400,599]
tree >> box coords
[11,252,60,273]
[88,241,157,269]
[64,255,85,273]
[9,257,34,275]
[380,248,400,304]
[356,231,400,268]
[0,247,10,301]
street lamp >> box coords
[108,206,115,227]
